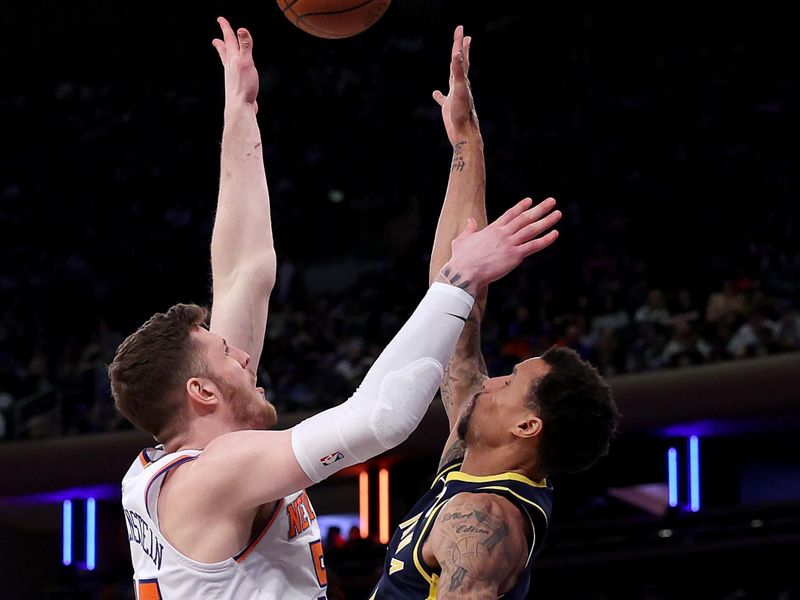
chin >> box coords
[263,401,278,429]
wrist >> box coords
[451,130,483,150]
[435,261,483,298]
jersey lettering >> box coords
[288,491,317,539]
[389,558,405,575]
[136,578,163,600]
[309,540,328,586]
[125,509,164,570]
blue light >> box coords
[689,435,701,512]
[667,448,678,508]
[62,500,73,566]
[86,498,96,570]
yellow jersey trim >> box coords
[477,485,549,526]
[431,462,462,488]
[425,573,439,600]
[412,500,448,584]
[445,470,547,488]
[398,511,422,531]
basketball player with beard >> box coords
[370,27,620,599]
[112,19,565,600]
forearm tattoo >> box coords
[451,141,466,172]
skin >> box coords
[144,19,563,567]
[418,26,561,597]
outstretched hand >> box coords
[433,25,479,145]
[441,198,561,295]
[212,17,259,113]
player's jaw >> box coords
[224,376,277,430]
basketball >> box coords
[276,0,391,39]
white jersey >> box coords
[121,446,328,600]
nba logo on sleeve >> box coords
[320,451,344,466]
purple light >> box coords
[668,448,678,508]
[62,500,72,566]
[689,435,701,512]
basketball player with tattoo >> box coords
[112,19,565,599]
[370,27,620,599]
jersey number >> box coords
[309,540,328,587]
[136,579,163,600]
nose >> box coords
[233,345,251,369]
[483,374,511,391]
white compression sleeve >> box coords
[291,282,474,483]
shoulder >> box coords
[426,492,529,597]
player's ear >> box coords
[513,415,542,439]
[186,377,221,411]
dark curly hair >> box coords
[528,346,620,474]
[108,303,208,441]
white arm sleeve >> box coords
[291,282,474,482]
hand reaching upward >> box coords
[212,17,259,113]
[433,25,480,146]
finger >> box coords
[217,16,239,55]
[509,210,562,245]
[463,35,472,75]
[517,230,560,258]
[237,27,253,58]
[451,25,464,63]
[494,197,535,227]
[456,217,479,240]
[506,197,558,232]
[212,38,227,63]
[452,51,466,86]
[432,90,446,106]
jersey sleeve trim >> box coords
[475,485,550,527]
[411,500,448,585]
[143,455,199,520]
[233,498,285,563]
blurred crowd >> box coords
[1,5,797,441]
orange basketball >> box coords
[276,0,391,39]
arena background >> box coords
[0,1,798,598]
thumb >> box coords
[455,217,478,240]
[237,28,253,56]
[432,90,446,107]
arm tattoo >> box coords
[436,499,516,595]
[449,566,468,591]
[451,141,467,172]
[472,509,509,551]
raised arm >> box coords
[429,26,490,432]
[208,17,275,372]
[431,29,562,471]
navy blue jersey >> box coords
[370,460,553,599]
